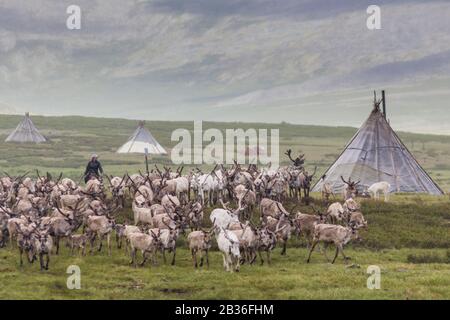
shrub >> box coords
[407,251,450,264]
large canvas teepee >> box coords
[312,96,443,195]
[117,121,167,154]
[5,112,47,143]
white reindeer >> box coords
[216,228,240,272]
[368,181,391,202]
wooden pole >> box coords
[144,148,149,174]
[382,90,386,119]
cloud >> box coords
[0,0,449,134]
[0,30,16,52]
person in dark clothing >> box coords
[84,154,103,183]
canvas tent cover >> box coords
[312,105,443,195]
[5,113,47,143]
[117,122,167,154]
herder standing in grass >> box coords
[84,154,103,183]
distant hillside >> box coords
[0,114,449,190]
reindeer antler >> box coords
[340,176,350,185]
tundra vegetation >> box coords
[0,115,449,300]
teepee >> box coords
[312,92,443,195]
[5,112,47,143]
[117,121,167,154]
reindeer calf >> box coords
[67,234,90,256]
[187,230,213,268]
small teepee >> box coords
[5,112,47,143]
[117,121,166,154]
[312,92,443,195]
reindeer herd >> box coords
[0,161,377,273]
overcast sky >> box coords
[0,0,450,134]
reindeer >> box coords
[216,227,241,272]
[210,197,246,229]
[33,228,53,270]
[264,215,292,256]
[128,230,163,268]
[368,181,391,202]
[255,225,277,265]
[293,209,326,248]
[321,180,334,203]
[67,234,90,256]
[306,223,360,264]
[15,222,39,266]
[104,174,127,208]
[298,167,317,200]
[187,229,213,268]
[284,149,305,169]
[48,200,83,254]
[341,176,360,200]
[85,205,117,256]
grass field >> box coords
[0,114,449,300]
[0,195,449,300]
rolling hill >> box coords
[0,113,449,190]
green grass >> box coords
[0,246,448,300]
[0,196,449,300]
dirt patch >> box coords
[158,288,190,295]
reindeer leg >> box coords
[240,248,246,265]
[97,234,103,252]
[171,247,176,266]
[124,239,129,255]
[281,240,287,255]
[45,253,50,270]
[259,249,264,265]
[107,234,111,256]
[192,249,198,268]
[222,253,228,271]
[152,248,159,266]
[90,235,96,255]
[322,243,330,262]
[116,234,121,249]
[331,245,340,264]
[38,253,44,271]
[340,245,350,262]
[55,237,60,255]
[162,248,167,264]
[130,248,136,266]
[140,250,148,267]
[19,248,23,267]
[306,240,318,263]
[249,249,256,265]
